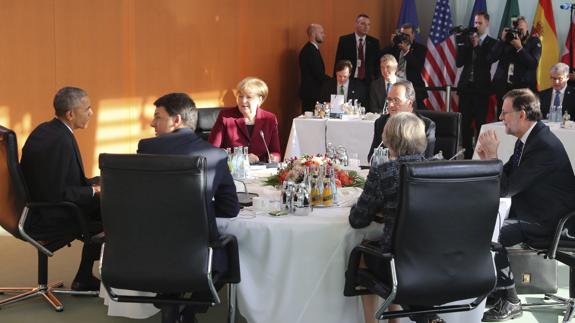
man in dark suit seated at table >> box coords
[20,86,103,291]
[537,62,575,119]
[137,92,239,323]
[320,59,368,108]
[477,88,575,322]
[368,54,404,114]
[367,80,435,161]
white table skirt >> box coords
[285,117,376,165]
[473,121,575,170]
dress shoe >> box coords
[482,298,522,322]
[71,276,100,292]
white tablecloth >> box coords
[473,121,575,170]
[285,117,375,166]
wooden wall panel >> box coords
[0,0,401,177]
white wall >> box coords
[415,0,571,54]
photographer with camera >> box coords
[490,16,541,116]
[380,23,427,109]
[455,12,496,159]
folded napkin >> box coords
[337,187,363,207]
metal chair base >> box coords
[0,281,99,312]
[522,293,575,323]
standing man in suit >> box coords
[368,54,403,114]
[367,80,435,161]
[334,14,380,89]
[137,93,239,323]
[320,60,368,108]
[20,86,102,291]
[537,62,575,118]
[477,89,575,321]
[455,11,496,159]
[299,23,330,113]
[381,23,428,109]
[490,16,541,116]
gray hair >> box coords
[53,87,88,117]
[392,80,416,102]
[380,54,398,69]
[550,62,570,76]
[382,112,427,156]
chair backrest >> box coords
[99,153,211,294]
[393,160,501,306]
[195,107,223,141]
[0,125,28,239]
[418,110,461,159]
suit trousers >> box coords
[495,219,528,290]
[459,89,489,159]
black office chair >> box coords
[196,107,223,141]
[344,160,502,321]
[98,153,240,323]
[0,125,98,312]
[418,110,462,159]
[518,210,575,323]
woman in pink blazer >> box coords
[209,77,281,163]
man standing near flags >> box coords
[490,16,542,116]
[456,11,496,159]
[334,14,380,89]
[381,23,427,109]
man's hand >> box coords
[510,37,522,50]
[477,130,499,160]
[92,184,101,195]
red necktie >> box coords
[358,38,365,80]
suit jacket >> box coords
[367,112,436,161]
[490,35,541,91]
[20,118,99,238]
[368,77,405,113]
[500,121,575,241]
[138,128,239,243]
[380,42,428,100]
[299,42,330,105]
[537,86,575,118]
[456,35,496,92]
[319,78,368,108]
[208,107,281,162]
[334,33,381,84]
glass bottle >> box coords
[322,166,334,207]
[243,146,250,178]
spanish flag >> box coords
[531,0,559,90]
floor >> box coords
[0,235,572,323]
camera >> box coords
[451,26,478,35]
[392,32,411,46]
[504,19,521,43]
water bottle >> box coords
[243,146,250,178]
[557,106,564,122]
[233,146,243,179]
[226,148,233,172]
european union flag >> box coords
[396,0,420,42]
[468,0,488,27]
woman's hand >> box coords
[248,153,260,164]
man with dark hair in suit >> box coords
[455,11,496,159]
[21,86,102,291]
[299,23,330,113]
[334,14,380,89]
[490,16,541,117]
[137,93,239,323]
[537,62,575,119]
[320,60,368,108]
[368,54,404,114]
[367,80,435,161]
[477,88,575,322]
[381,23,427,109]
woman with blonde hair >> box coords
[209,77,281,163]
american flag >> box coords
[422,0,458,111]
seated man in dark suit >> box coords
[477,89,575,321]
[368,54,404,114]
[137,93,240,323]
[367,80,436,161]
[20,86,102,291]
[537,62,575,119]
[320,59,368,108]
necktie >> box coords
[339,85,344,95]
[357,38,365,80]
[511,139,524,168]
[386,82,391,95]
[554,90,561,108]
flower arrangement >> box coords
[264,155,365,188]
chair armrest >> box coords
[344,239,394,296]
[26,201,91,243]
[210,233,240,284]
[548,210,575,259]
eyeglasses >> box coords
[500,110,521,117]
[385,97,405,105]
